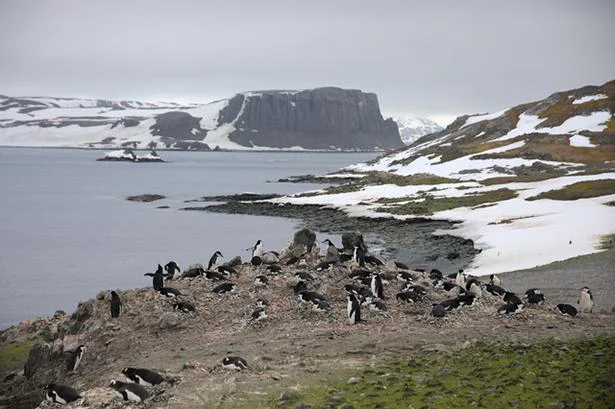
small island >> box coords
[96,149,164,163]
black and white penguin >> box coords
[110,291,122,318]
[213,282,236,294]
[344,284,365,296]
[368,299,388,313]
[353,246,366,267]
[429,269,443,280]
[207,251,223,270]
[498,302,523,315]
[295,271,314,281]
[438,298,461,311]
[315,261,332,272]
[173,300,196,313]
[322,239,341,263]
[370,273,384,299]
[347,294,361,324]
[254,275,269,287]
[158,287,182,298]
[489,274,501,287]
[204,270,227,281]
[266,264,282,274]
[556,303,578,317]
[455,270,466,288]
[218,265,237,277]
[396,291,421,304]
[311,299,332,312]
[504,291,523,305]
[527,292,545,304]
[222,356,248,370]
[349,269,371,281]
[122,367,165,386]
[465,278,482,297]
[144,264,164,291]
[293,280,308,294]
[456,293,476,306]
[44,383,81,404]
[403,284,428,296]
[182,266,205,278]
[485,283,506,297]
[364,255,384,267]
[164,261,182,280]
[442,281,460,292]
[578,286,594,313]
[251,240,263,258]
[255,299,269,308]
[251,307,268,321]
[109,379,150,402]
[525,288,542,298]
[66,345,86,373]
[396,271,415,282]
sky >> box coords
[0,0,613,126]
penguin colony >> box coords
[40,236,595,405]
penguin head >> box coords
[43,383,55,392]
[122,367,133,376]
[77,345,86,353]
[111,290,119,299]
[581,286,590,294]
[322,239,333,245]
[109,379,120,388]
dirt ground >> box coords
[4,247,614,409]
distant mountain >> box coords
[391,116,443,144]
[0,88,402,151]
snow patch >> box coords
[462,109,508,128]
[572,94,609,105]
[569,134,597,148]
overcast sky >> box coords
[1,0,613,125]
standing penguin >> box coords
[322,239,340,263]
[353,246,366,268]
[44,383,81,404]
[370,273,384,299]
[144,265,164,291]
[251,240,263,258]
[207,251,223,270]
[578,287,594,313]
[347,293,361,324]
[110,291,122,318]
[489,274,501,287]
[66,345,86,373]
[109,380,150,402]
[164,261,181,280]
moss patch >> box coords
[0,339,34,373]
[527,179,615,201]
[264,336,615,409]
[379,188,517,215]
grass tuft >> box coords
[526,179,615,201]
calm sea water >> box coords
[0,148,378,328]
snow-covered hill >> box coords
[270,80,615,276]
[392,116,443,144]
[0,88,402,151]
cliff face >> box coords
[217,87,403,150]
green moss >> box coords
[0,339,34,373]
[527,179,615,201]
[379,188,517,215]
[265,336,615,409]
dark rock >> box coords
[150,111,206,141]
[293,228,316,251]
[220,87,403,150]
[69,300,95,333]
[342,232,366,252]
[23,342,55,379]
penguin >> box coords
[353,246,366,267]
[110,291,122,318]
[251,240,263,258]
[347,293,361,324]
[293,280,308,294]
[158,287,182,298]
[109,379,150,402]
[315,261,332,272]
[370,273,384,299]
[311,299,332,312]
[213,282,235,294]
[429,269,443,280]
[217,265,237,276]
[368,299,388,313]
[144,264,164,291]
[396,291,421,304]
[295,271,314,281]
[498,302,523,315]
[164,261,182,280]
[403,284,428,296]
[207,251,223,270]
[556,303,578,317]
[173,300,196,313]
[322,239,341,263]
[489,274,501,287]
[254,275,269,287]
[344,283,365,296]
[396,271,415,282]
[66,345,86,373]
[251,308,268,321]
[44,383,81,404]
[485,283,506,297]
[182,266,205,278]
[251,256,262,266]
[442,281,460,292]
[504,291,523,305]
[455,270,466,288]
[255,299,269,308]
[465,279,482,297]
[364,255,384,267]
[525,288,542,298]
[204,270,227,281]
[265,264,282,274]
[527,292,545,305]
[122,367,165,386]
[394,261,410,270]
[438,298,461,311]
[296,291,328,306]
[578,286,594,313]
[349,269,371,280]
[456,293,476,306]
[222,356,248,370]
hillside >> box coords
[392,116,443,145]
[0,88,402,151]
[263,80,615,276]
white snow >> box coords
[572,94,609,105]
[569,134,597,148]
[104,150,135,159]
[462,109,508,128]
[496,111,612,141]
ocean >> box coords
[0,148,378,328]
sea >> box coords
[0,148,379,329]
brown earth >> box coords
[2,246,615,409]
